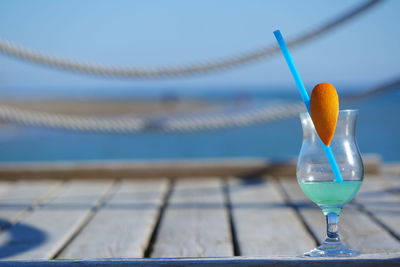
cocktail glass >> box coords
[297,109,364,257]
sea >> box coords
[0,86,398,163]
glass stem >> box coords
[325,212,340,242]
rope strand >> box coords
[0,0,382,78]
[0,76,397,133]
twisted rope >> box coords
[0,102,304,133]
[0,75,398,133]
[0,0,382,78]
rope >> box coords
[0,76,398,133]
[0,101,305,133]
[343,77,400,103]
[0,106,145,132]
[0,0,382,78]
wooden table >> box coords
[0,173,399,266]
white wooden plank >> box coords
[0,181,16,197]
[0,180,114,260]
[280,178,400,253]
[1,253,400,266]
[228,178,315,255]
[59,179,169,258]
[356,174,400,240]
[151,178,233,257]
[0,180,60,227]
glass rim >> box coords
[300,109,358,116]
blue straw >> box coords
[274,30,310,113]
[273,30,343,183]
[323,145,343,182]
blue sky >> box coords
[0,0,399,94]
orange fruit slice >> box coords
[310,83,339,146]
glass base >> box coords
[304,240,360,257]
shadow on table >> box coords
[0,218,47,259]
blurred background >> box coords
[0,0,399,163]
